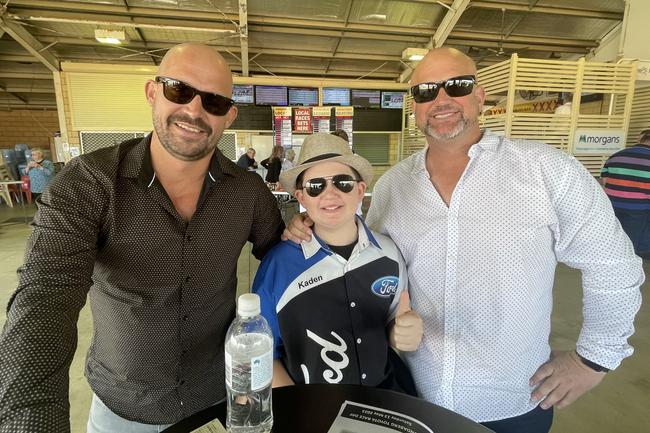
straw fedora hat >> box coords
[279,132,373,195]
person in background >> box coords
[601,128,650,259]
[0,43,283,433]
[283,48,643,433]
[236,147,258,170]
[252,132,422,394]
[281,148,296,171]
[331,129,349,143]
[261,145,284,189]
[24,148,54,202]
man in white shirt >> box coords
[284,48,643,433]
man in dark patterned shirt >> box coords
[0,43,283,432]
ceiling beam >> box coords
[0,54,39,62]
[238,0,249,77]
[449,30,598,48]
[400,0,470,83]
[0,104,57,110]
[248,25,431,43]
[447,39,589,54]
[6,7,600,50]
[0,83,29,103]
[26,34,403,62]
[0,71,52,79]
[248,66,398,79]
[9,0,624,21]
[6,13,237,34]
[6,4,433,36]
[433,0,471,47]
[0,17,60,72]
[1,85,54,93]
[123,0,158,66]
[325,0,354,74]
[406,0,622,20]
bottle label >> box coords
[251,350,273,391]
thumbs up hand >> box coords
[389,289,423,352]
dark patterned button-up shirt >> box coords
[0,135,284,431]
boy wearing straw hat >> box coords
[252,132,423,392]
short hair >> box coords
[247,147,255,153]
[331,129,349,142]
[640,129,650,143]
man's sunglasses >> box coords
[410,75,476,103]
[302,174,360,197]
[155,76,235,116]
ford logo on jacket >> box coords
[370,276,399,298]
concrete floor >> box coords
[0,204,648,433]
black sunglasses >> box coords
[410,75,476,103]
[155,76,235,116]
[302,174,360,197]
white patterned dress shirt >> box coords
[365,130,643,422]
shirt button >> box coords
[350,302,356,308]
[186,235,193,241]
[182,349,187,355]
[356,338,362,344]
[183,315,189,321]
[185,276,191,283]
[180,380,186,386]
[361,373,367,379]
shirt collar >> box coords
[119,133,239,193]
[300,216,381,260]
[411,129,501,175]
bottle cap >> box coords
[237,293,261,317]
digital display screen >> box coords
[232,84,254,104]
[322,87,350,106]
[254,85,288,106]
[381,91,405,109]
[351,89,381,108]
[289,87,319,106]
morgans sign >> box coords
[573,129,625,154]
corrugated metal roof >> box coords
[0,0,629,109]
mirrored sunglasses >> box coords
[410,75,476,103]
[155,76,235,116]
[302,174,360,197]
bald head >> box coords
[411,47,477,86]
[146,43,238,162]
[158,43,233,97]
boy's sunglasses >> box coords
[302,174,360,197]
[155,76,235,116]
[410,75,476,103]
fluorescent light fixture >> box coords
[402,47,429,62]
[95,29,127,45]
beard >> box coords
[153,113,216,161]
[418,103,478,141]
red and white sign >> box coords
[293,107,312,133]
[312,106,332,133]
[335,106,354,147]
[273,107,292,148]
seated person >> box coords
[236,147,258,170]
[252,133,423,394]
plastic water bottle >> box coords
[225,293,274,433]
